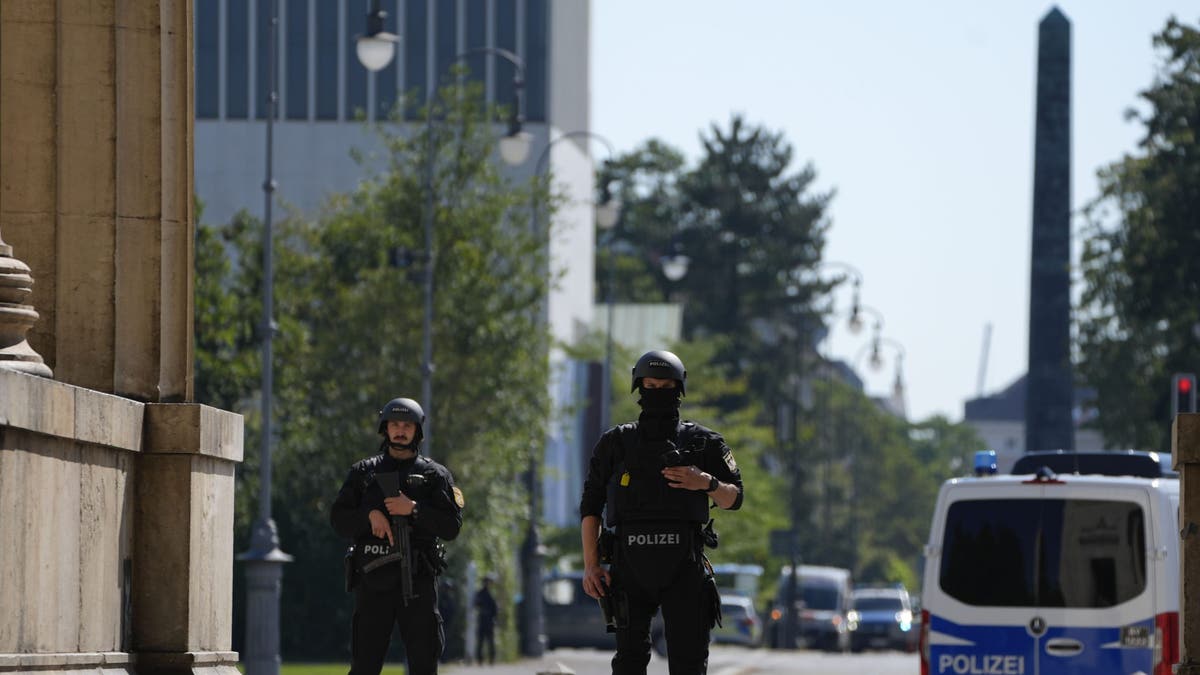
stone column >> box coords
[0,0,194,402]
[135,404,243,675]
[1176,413,1200,674]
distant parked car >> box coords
[543,570,663,651]
[849,586,916,652]
[543,570,613,650]
[711,595,763,647]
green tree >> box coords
[1077,17,1200,451]
[597,116,837,417]
[589,116,978,599]
[594,140,690,304]
[195,81,553,660]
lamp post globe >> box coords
[500,131,533,166]
[356,34,398,72]
[355,1,398,72]
[661,254,690,282]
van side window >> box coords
[940,499,1147,608]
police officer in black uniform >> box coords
[331,397,465,675]
[580,350,745,675]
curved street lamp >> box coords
[524,130,619,657]
[859,334,906,374]
[532,131,619,426]
[357,43,531,457]
[815,261,864,331]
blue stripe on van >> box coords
[928,614,1155,675]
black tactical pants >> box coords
[612,557,711,675]
[349,570,443,675]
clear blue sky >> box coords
[592,1,1197,423]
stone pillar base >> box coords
[134,652,240,675]
[0,651,237,675]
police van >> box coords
[919,450,1180,675]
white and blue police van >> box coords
[919,450,1180,675]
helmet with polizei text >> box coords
[631,350,687,396]
[377,397,425,438]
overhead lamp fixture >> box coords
[355,1,399,72]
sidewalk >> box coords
[440,656,595,675]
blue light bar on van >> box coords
[973,450,998,476]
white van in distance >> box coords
[919,450,1180,675]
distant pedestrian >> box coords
[473,575,499,665]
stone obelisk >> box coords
[1025,7,1074,452]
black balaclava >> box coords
[637,386,682,441]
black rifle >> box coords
[362,471,414,605]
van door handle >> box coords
[1044,638,1084,656]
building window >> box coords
[344,0,368,118]
[464,0,488,89]
[286,0,309,120]
[196,1,220,118]
[403,0,428,119]
[226,0,250,119]
[315,0,338,120]
[494,0,516,117]
[524,0,547,122]
[433,0,458,89]
[374,0,399,120]
[256,0,273,119]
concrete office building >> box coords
[193,0,597,525]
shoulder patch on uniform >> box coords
[723,450,738,472]
[452,486,465,508]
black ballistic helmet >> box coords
[377,397,426,437]
[631,350,687,396]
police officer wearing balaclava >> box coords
[580,351,745,674]
[330,397,465,675]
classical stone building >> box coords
[0,3,242,675]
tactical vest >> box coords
[604,421,711,528]
[352,455,446,587]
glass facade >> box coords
[196,0,549,123]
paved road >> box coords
[441,646,918,675]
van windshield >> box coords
[802,585,841,610]
[940,498,1146,608]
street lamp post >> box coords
[599,215,617,431]
[530,131,619,426]
[850,334,905,573]
[355,27,530,660]
[522,130,618,657]
[239,3,293,675]
[357,30,531,457]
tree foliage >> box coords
[586,114,982,598]
[1077,17,1200,451]
[598,116,837,412]
[196,82,552,660]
